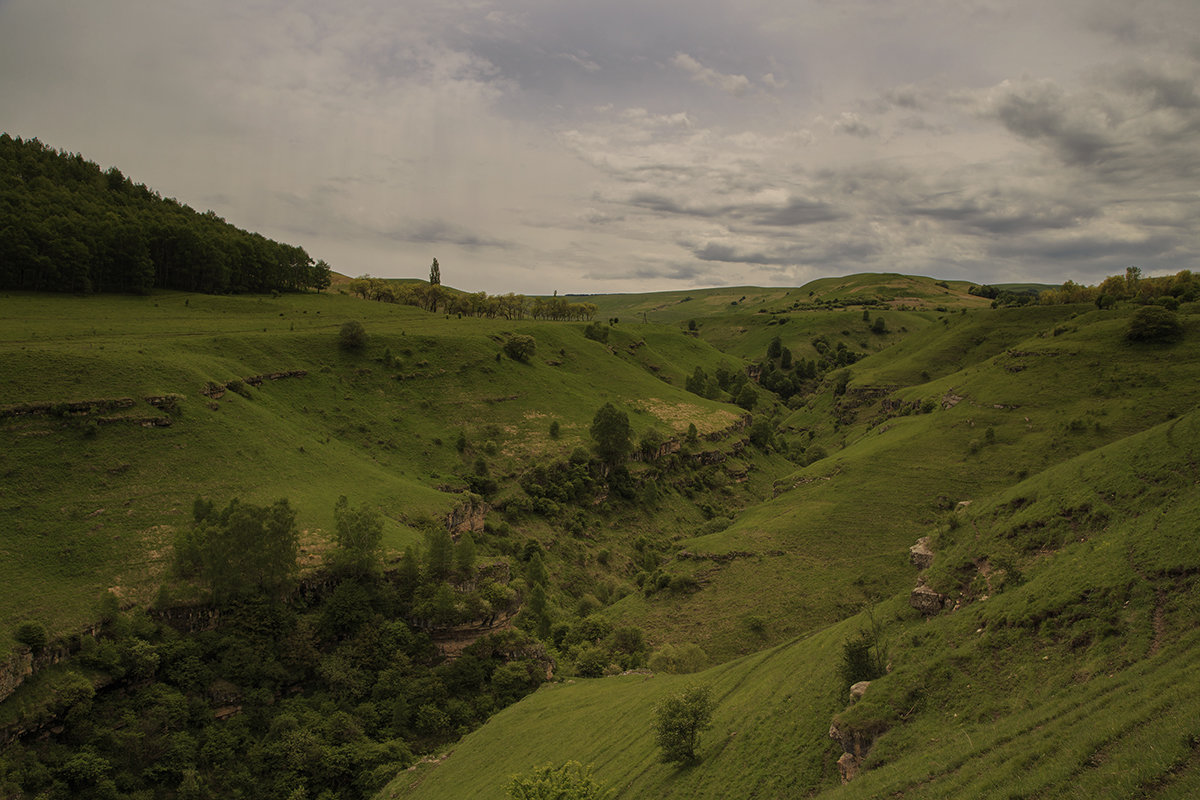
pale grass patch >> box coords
[631,398,739,434]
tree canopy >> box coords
[330,496,384,578]
[177,498,299,602]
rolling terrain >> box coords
[1,276,1196,799]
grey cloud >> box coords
[833,112,876,137]
[991,80,1117,165]
[694,242,780,265]
[1115,65,1200,111]
[387,219,513,249]
[988,230,1189,264]
[627,192,842,227]
[672,52,751,96]
[744,198,844,226]
[585,261,725,284]
[1083,0,1200,53]
[692,234,882,268]
[908,191,1097,235]
[628,193,720,218]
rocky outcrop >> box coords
[0,397,136,419]
[446,497,489,537]
[849,680,871,704]
[243,369,308,386]
[828,717,883,785]
[837,752,860,783]
[909,583,946,614]
[144,394,184,410]
[152,604,222,633]
[909,537,934,570]
[0,625,101,706]
[941,392,964,409]
[201,370,307,397]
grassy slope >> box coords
[598,303,1200,662]
[383,404,1200,800]
[5,282,1199,799]
[0,291,750,643]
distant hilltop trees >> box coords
[0,134,332,294]
[973,266,1197,309]
[348,274,598,320]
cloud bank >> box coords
[1,0,1198,293]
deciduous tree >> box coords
[654,684,715,763]
[504,335,537,363]
[590,403,633,467]
[330,496,384,577]
[192,498,299,602]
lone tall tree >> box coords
[427,258,442,312]
[654,684,715,763]
[590,403,633,468]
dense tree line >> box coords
[0,134,331,294]
[347,275,597,321]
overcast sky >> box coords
[2,1,1198,294]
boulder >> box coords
[849,680,871,703]
[837,752,859,784]
[909,537,934,570]
[909,583,946,614]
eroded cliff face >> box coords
[445,496,489,538]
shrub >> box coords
[748,418,774,450]
[339,320,367,351]
[648,643,709,674]
[1125,306,1183,342]
[549,420,560,439]
[735,384,757,411]
[14,621,47,651]
[583,322,609,343]
[504,334,537,362]
[838,618,887,688]
[574,646,608,678]
[506,761,612,800]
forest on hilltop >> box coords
[0,135,331,295]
